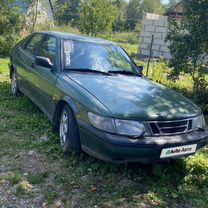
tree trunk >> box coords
[32,0,38,32]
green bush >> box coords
[0,0,23,57]
[52,24,81,34]
[36,24,81,35]
[0,34,20,57]
[166,0,208,97]
[100,32,139,44]
[0,58,9,74]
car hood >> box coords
[66,73,201,121]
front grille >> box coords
[148,119,193,136]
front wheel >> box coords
[11,72,20,96]
[59,105,81,153]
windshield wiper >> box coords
[108,70,141,76]
[65,68,111,76]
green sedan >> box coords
[9,31,208,163]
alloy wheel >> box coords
[59,110,69,146]
[11,73,18,95]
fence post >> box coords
[146,35,154,77]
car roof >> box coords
[40,31,117,45]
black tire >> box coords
[11,71,20,96]
[59,105,81,153]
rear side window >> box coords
[38,36,56,65]
[24,33,43,56]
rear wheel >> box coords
[11,72,20,96]
[59,105,81,153]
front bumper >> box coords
[78,121,208,163]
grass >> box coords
[0,57,208,207]
[99,32,139,44]
[0,58,9,73]
[1,172,22,185]
[44,191,59,204]
[27,172,49,185]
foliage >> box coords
[14,0,165,35]
[142,0,165,15]
[100,32,139,44]
[166,0,208,99]
[0,0,23,57]
[111,0,128,32]
[126,0,164,31]
[125,0,143,31]
[79,0,116,36]
[0,58,10,74]
[34,22,81,34]
[53,0,80,26]
[165,0,181,11]
[27,0,38,32]
[120,43,138,58]
[78,0,163,34]
[49,25,81,34]
[11,0,165,36]
[24,0,54,32]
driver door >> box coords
[35,35,59,118]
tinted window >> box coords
[24,34,43,56]
[38,36,56,64]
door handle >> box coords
[31,63,35,68]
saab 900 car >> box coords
[9,32,208,162]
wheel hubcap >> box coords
[11,73,17,94]
[59,111,69,146]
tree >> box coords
[142,0,164,15]
[125,0,143,31]
[166,0,180,11]
[112,0,127,32]
[166,0,208,97]
[31,0,38,32]
[53,0,80,26]
[126,0,164,31]
[0,0,23,57]
[25,0,54,32]
[79,0,116,36]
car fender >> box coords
[52,95,79,131]
[61,95,79,115]
[9,64,16,79]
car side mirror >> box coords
[35,56,53,69]
[138,66,144,72]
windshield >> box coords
[62,39,140,75]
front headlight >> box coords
[114,119,145,136]
[88,112,145,137]
[192,114,205,130]
[87,112,116,134]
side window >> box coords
[20,35,32,49]
[38,36,56,65]
[24,34,43,56]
